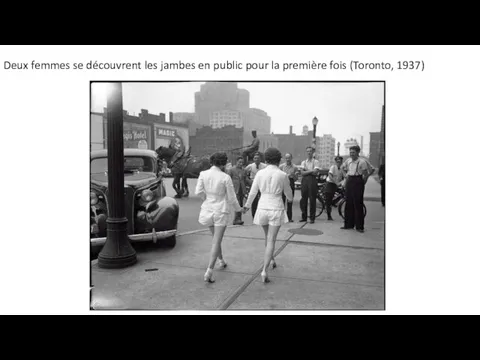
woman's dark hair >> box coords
[210,152,228,167]
[264,147,282,165]
[335,156,343,162]
[236,156,244,161]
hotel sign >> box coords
[124,130,148,141]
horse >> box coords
[155,146,211,198]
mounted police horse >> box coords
[155,145,211,198]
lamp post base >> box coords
[97,217,137,269]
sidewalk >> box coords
[364,176,382,201]
[91,201,385,311]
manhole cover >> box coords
[288,228,323,236]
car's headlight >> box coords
[141,189,154,202]
[90,192,99,205]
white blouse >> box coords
[195,166,242,214]
[245,165,293,211]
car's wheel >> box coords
[163,235,176,248]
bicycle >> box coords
[316,183,367,220]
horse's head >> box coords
[155,146,177,162]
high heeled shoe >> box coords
[260,271,270,283]
[218,259,227,269]
[204,268,215,283]
[271,259,277,269]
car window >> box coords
[91,156,155,174]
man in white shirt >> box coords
[340,146,374,233]
[299,146,321,223]
[195,152,242,283]
[325,156,344,221]
[245,152,267,218]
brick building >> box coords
[98,108,189,151]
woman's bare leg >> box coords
[205,225,227,282]
[261,225,281,282]
[261,224,276,268]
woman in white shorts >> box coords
[195,152,242,283]
[243,148,293,283]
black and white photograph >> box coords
[89,81,385,311]
[4,44,480,315]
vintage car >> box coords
[90,149,179,251]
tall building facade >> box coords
[380,104,385,165]
[369,132,381,168]
[367,105,385,167]
[194,82,250,127]
[210,110,245,129]
[274,126,336,167]
[194,82,271,137]
[344,138,359,154]
[244,108,271,135]
[317,134,336,168]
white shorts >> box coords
[253,209,288,226]
[198,209,229,227]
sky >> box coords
[91,82,384,156]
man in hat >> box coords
[242,130,260,163]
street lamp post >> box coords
[312,116,318,159]
[98,83,137,269]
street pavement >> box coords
[90,177,384,311]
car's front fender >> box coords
[136,196,179,231]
